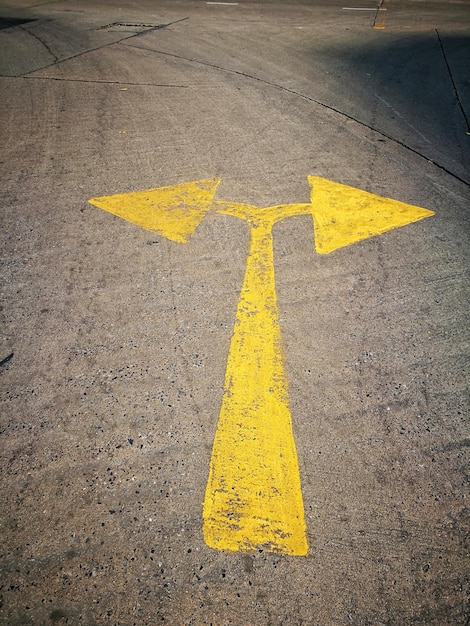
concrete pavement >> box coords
[1,0,469,624]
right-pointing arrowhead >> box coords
[89,178,220,243]
[308,176,435,254]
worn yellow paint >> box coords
[308,176,434,254]
[88,176,434,556]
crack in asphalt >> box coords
[435,29,470,134]
[0,353,14,369]
[96,22,168,31]
[16,16,189,78]
[19,23,59,64]
[124,43,470,188]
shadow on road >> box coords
[306,31,470,184]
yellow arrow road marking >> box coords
[89,176,434,556]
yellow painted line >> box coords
[89,176,434,556]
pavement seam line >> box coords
[21,76,188,88]
[124,44,470,189]
[16,16,189,79]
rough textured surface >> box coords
[1,0,469,624]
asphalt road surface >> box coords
[1,1,469,624]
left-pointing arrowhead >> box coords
[89,178,220,243]
[308,176,435,254]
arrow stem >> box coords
[203,219,308,555]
